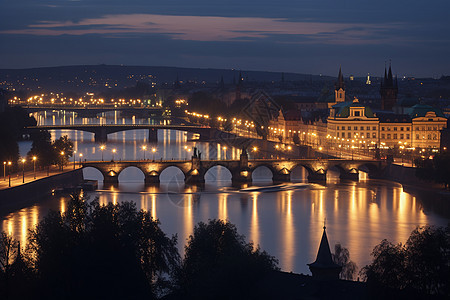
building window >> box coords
[337,126,340,130]
[360,126,364,130]
[381,127,385,131]
[428,127,431,130]
[387,134,391,139]
[416,127,420,131]
[400,134,404,139]
[433,134,437,140]
[428,134,431,139]
[348,126,351,130]
[406,134,410,139]
[366,126,370,131]
[372,126,377,131]
[416,134,419,139]
[433,126,437,131]
[393,134,397,139]
[406,127,410,131]
[387,127,391,131]
[394,127,397,131]
[337,132,339,137]
[372,133,376,138]
[354,126,358,130]
[347,133,351,138]
[381,134,385,139]
[354,111,360,116]
[400,127,404,131]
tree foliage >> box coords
[175,219,279,299]
[0,106,36,164]
[332,243,357,280]
[416,152,450,189]
[26,193,180,299]
[361,225,450,296]
[28,134,74,168]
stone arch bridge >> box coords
[27,124,229,143]
[82,154,386,185]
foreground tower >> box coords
[308,225,342,280]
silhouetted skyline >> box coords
[0,0,449,77]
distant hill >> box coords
[0,65,332,93]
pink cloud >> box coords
[1,14,401,43]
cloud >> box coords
[1,13,402,44]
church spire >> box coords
[334,67,345,103]
[335,66,345,91]
[308,224,342,280]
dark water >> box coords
[1,111,449,275]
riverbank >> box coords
[0,168,84,216]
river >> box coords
[1,110,449,275]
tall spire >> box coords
[335,66,345,91]
[308,225,342,280]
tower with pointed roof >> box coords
[308,225,342,280]
[380,63,398,111]
[335,67,346,104]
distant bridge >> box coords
[19,105,163,117]
[81,152,386,185]
[27,124,232,143]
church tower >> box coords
[308,225,342,280]
[380,63,398,111]
[335,67,346,103]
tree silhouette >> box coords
[27,193,180,299]
[175,219,278,299]
[361,225,450,296]
[332,243,357,280]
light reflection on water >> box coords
[1,111,449,275]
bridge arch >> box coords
[82,166,105,182]
[251,165,274,182]
[118,166,145,183]
[159,166,186,183]
[290,164,310,182]
[204,165,233,183]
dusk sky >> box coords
[1,0,449,77]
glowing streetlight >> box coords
[152,147,156,161]
[3,162,5,181]
[33,156,37,179]
[112,149,116,161]
[60,151,65,171]
[8,161,12,187]
[100,145,105,161]
[73,150,77,170]
[142,145,147,160]
[21,158,26,183]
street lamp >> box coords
[152,147,156,161]
[100,145,105,161]
[79,153,83,164]
[60,151,65,171]
[142,145,147,160]
[112,148,116,161]
[73,150,77,170]
[21,158,25,183]
[8,161,11,187]
[223,146,227,160]
[3,162,5,181]
[33,156,37,179]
